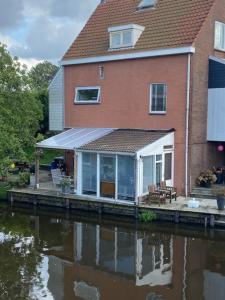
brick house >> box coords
[38,0,225,201]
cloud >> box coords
[19,57,43,70]
[50,0,99,21]
[0,0,99,62]
[0,0,24,28]
[0,33,16,48]
[11,16,83,61]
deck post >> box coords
[35,148,41,189]
[74,151,77,193]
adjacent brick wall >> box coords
[189,0,225,191]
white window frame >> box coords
[138,0,157,10]
[74,86,101,104]
[214,21,225,52]
[108,24,145,50]
[110,30,133,49]
[149,83,167,114]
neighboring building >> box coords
[38,0,225,201]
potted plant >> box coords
[196,170,217,188]
[212,187,225,210]
[60,177,71,194]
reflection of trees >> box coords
[0,213,42,300]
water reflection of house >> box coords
[74,222,173,287]
[50,222,185,300]
[34,216,225,300]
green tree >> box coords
[0,44,42,176]
[29,61,59,134]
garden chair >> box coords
[51,168,63,187]
[159,181,177,203]
[147,184,166,205]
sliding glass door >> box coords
[81,153,136,201]
[117,155,135,201]
[82,153,97,195]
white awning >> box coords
[36,128,115,150]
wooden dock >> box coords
[7,188,225,228]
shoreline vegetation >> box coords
[0,148,63,200]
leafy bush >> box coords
[18,172,30,187]
[0,182,10,200]
[139,211,157,223]
[196,169,217,186]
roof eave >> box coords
[61,46,195,66]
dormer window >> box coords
[138,0,157,10]
[108,24,145,50]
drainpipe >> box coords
[185,54,191,197]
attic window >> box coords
[138,0,157,10]
[108,24,145,50]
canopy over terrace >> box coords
[34,128,115,188]
[34,128,175,201]
[36,128,115,150]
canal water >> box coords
[0,205,225,300]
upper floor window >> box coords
[150,83,167,114]
[215,21,225,51]
[108,24,145,50]
[138,0,157,10]
[75,87,101,104]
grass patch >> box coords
[40,149,64,165]
[25,147,64,165]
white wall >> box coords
[207,88,225,141]
[49,67,64,131]
[137,132,175,196]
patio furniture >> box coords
[51,168,63,187]
[51,169,73,194]
[159,181,177,203]
[147,185,166,205]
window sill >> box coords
[74,101,101,105]
[108,46,134,51]
[149,111,167,115]
[214,47,225,53]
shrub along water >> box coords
[139,211,157,222]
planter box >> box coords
[200,182,212,188]
[217,196,225,210]
[61,184,71,195]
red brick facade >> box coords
[62,0,225,194]
[64,55,187,193]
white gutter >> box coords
[185,54,191,197]
[61,46,195,66]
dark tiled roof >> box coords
[63,0,215,60]
[78,129,173,153]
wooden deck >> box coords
[7,187,225,228]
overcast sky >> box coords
[0,0,99,68]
